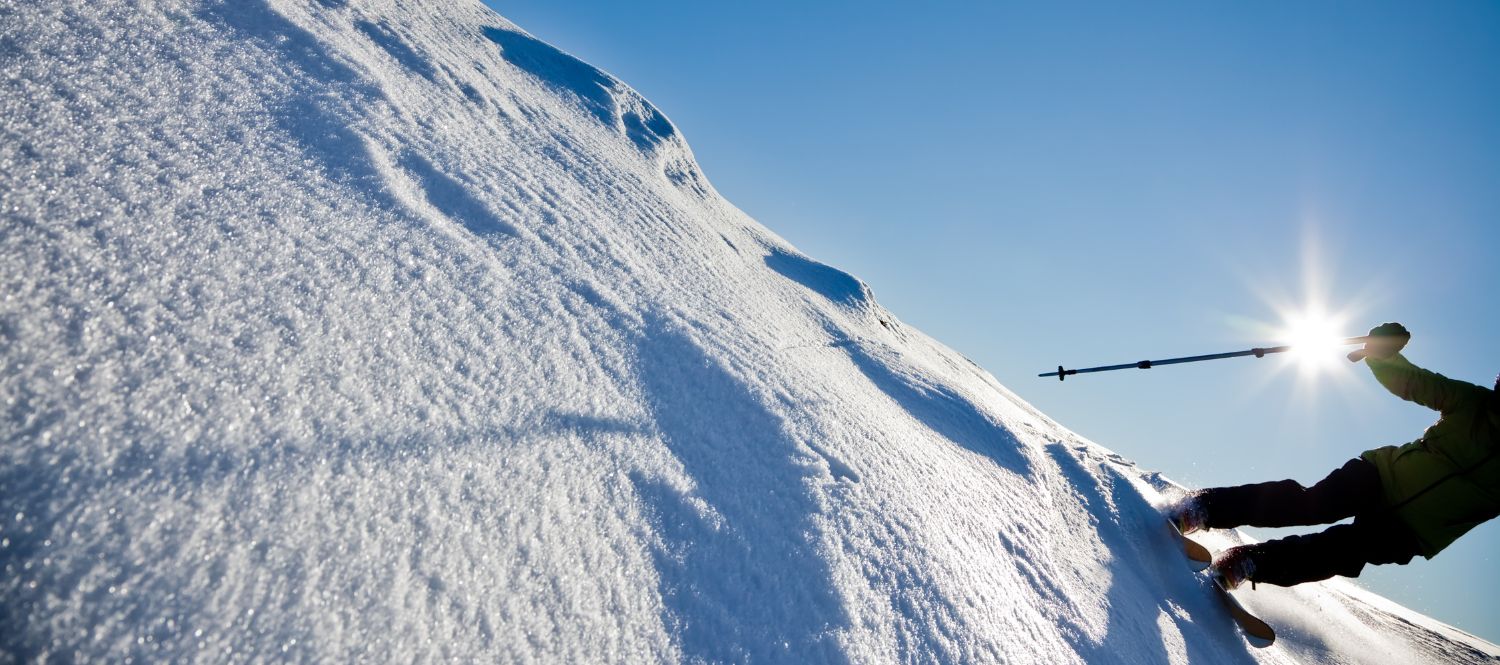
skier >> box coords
[1170,323,1500,589]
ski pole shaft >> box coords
[1039,336,1372,381]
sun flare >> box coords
[1231,210,1385,404]
[1279,309,1350,374]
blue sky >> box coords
[487,1,1500,641]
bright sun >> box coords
[1242,228,1376,388]
[1279,309,1350,373]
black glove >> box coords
[1348,322,1410,362]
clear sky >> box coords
[486,0,1500,642]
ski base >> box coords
[1211,576,1276,648]
[1165,518,1212,571]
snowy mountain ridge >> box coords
[2,1,1496,662]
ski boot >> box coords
[1166,494,1209,535]
[1212,546,1259,590]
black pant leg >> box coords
[1240,514,1422,587]
[1200,458,1382,529]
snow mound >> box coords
[2,1,1496,663]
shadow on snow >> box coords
[354,19,437,82]
[199,1,393,203]
[398,152,518,236]
[844,342,1033,479]
[630,317,850,663]
[1044,443,1258,664]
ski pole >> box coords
[1039,336,1373,381]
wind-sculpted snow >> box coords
[2,1,1496,663]
[481,25,679,157]
[764,247,874,308]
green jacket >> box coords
[1361,353,1500,558]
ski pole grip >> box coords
[1346,330,1410,362]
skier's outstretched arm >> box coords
[1366,352,1484,413]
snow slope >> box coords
[2,1,1495,662]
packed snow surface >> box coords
[2,1,1497,662]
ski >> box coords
[1165,518,1276,647]
[1165,518,1212,571]
[1210,574,1276,648]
